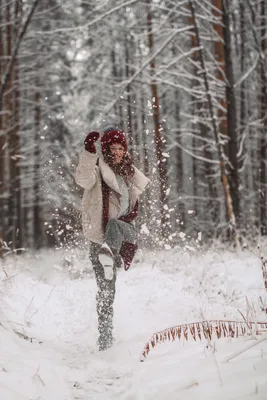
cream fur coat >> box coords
[75,150,149,244]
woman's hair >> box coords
[103,147,135,178]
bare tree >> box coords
[222,0,240,227]
[146,0,169,239]
[188,0,238,241]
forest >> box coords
[0,0,266,254]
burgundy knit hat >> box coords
[101,128,128,154]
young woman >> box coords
[75,127,149,350]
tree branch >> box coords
[0,0,41,103]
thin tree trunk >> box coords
[111,48,124,128]
[190,10,199,228]
[0,0,41,102]
[6,2,14,247]
[146,0,169,239]
[245,0,267,234]
[169,17,184,231]
[140,113,151,224]
[125,32,134,157]
[190,2,219,237]
[33,90,42,249]
[259,0,267,235]
[174,92,185,230]
[0,0,5,256]
[8,0,23,250]
[14,0,23,248]
[222,0,240,227]
[137,40,151,226]
[210,0,228,231]
[188,0,238,241]
[131,36,140,165]
[112,46,124,130]
[239,2,255,233]
[212,0,228,139]
[239,1,248,212]
[240,2,246,135]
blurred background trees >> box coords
[0,0,266,254]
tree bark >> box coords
[8,0,23,250]
[222,0,240,227]
[174,91,185,230]
[190,2,219,237]
[212,0,228,139]
[259,0,267,235]
[33,90,42,249]
[146,0,169,239]
[0,0,5,256]
[188,0,238,241]
[245,0,267,234]
[111,48,124,129]
[14,0,23,249]
[0,0,41,102]
[125,32,134,156]
[5,2,14,247]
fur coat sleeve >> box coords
[75,150,99,190]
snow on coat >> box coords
[75,150,149,244]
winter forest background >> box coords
[0,0,267,255]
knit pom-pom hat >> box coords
[101,127,128,154]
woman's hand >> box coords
[84,131,100,153]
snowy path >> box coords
[1,247,267,399]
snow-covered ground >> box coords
[0,245,267,399]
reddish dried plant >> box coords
[140,320,267,361]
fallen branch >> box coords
[27,286,55,321]
[33,364,45,387]
[14,330,35,342]
[140,319,267,361]
[1,267,8,278]
[14,329,43,344]
[224,335,267,363]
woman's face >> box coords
[110,143,125,164]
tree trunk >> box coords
[222,0,240,227]
[0,0,41,102]
[188,0,238,241]
[0,0,5,256]
[137,40,151,227]
[125,32,135,158]
[245,0,267,234]
[14,0,23,249]
[174,91,185,230]
[8,0,23,250]
[33,90,42,249]
[212,0,228,140]
[190,2,219,237]
[5,2,14,247]
[259,0,267,235]
[110,47,124,130]
[169,16,184,231]
[130,36,140,165]
[146,0,169,240]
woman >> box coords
[75,127,149,351]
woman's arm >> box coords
[75,150,99,190]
